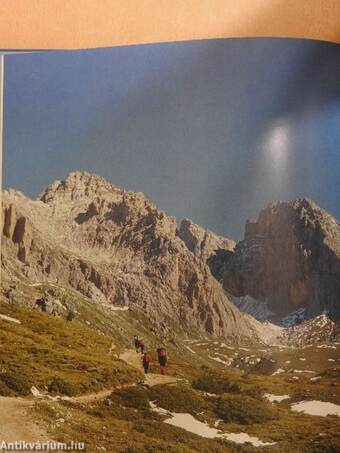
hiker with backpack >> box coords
[133,335,145,354]
[139,337,145,354]
[142,351,151,374]
[157,346,167,375]
[133,335,140,352]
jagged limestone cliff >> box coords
[221,199,340,320]
[1,172,263,340]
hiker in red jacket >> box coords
[142,352,151,374]
[157,346,167,375]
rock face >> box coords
[221,199,340,320]
[279,314,338,346]
[1,172,262,340]
[178,218,235,280]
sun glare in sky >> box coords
[263,119,291,170]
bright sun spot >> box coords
[264,120,291,169]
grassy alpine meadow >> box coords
[0,298,141,396]
[1,292,340,452]
[32,370,340,452]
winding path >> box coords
[0,349,178,444]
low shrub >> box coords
[308,433,340,453]
[48,376,78,396]
[213,393,279,425]
[246,357,276,375]
[0,379,12,396]
[192,372,241,394]
[321,367,340,379]
[148,384,208,414]
[113,387,150,410]
[0,372,31,395]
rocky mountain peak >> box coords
[178,218,235,281]
[245,198,340,262]
[2,172,265,341]
[36,172,179,247]
[179,218,235,256]
[39,171,121,204]
[222,197,340,321]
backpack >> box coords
[158,347,167,357]
[143,353,151,363]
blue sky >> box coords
[3,38,340,239]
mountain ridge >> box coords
[2,171,339,345]
[1,171,266,342]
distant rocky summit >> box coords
[178,218,235,280]
[220,199,340,322]
[1,172,262,341]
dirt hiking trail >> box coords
[0,348,178,445]
[77,350,179,404]
[119,350,179,386]
[0,396,50,444]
